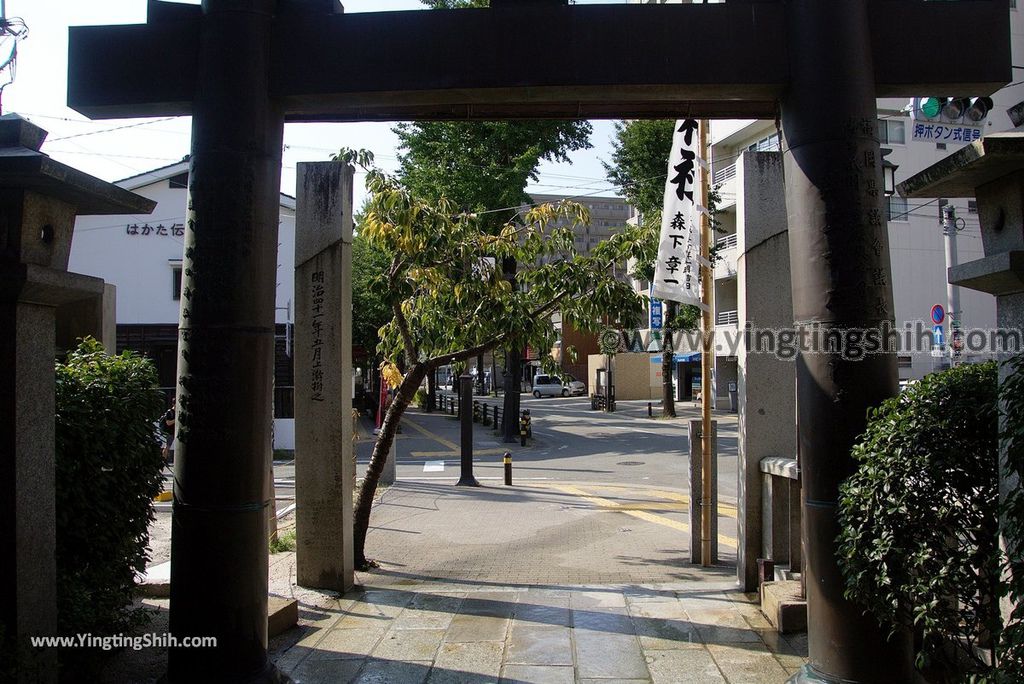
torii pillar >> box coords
[168,1,284,680]
[66,1,1010,682]
[781,2,910,680]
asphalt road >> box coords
[148,395,739,566]
[352,395,738,504]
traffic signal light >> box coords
[914,97,993,125]
[966,97,993,122]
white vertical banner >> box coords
[652,119,708,308]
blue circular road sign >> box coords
[931,304,945,325]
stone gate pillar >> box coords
[294,162,355,592]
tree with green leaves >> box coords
[392,33,592,433]
[394,117,592,423]
[604,120,705,416]
[604,119,675,218]
[350,168,653,569]
[351,231,392,363]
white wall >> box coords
[70,168,299,449]
[71,179,297,327]
[71,181,189,325]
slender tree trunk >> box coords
[476,353,485,395]
[353,363,428,569]
[491,356,498,397]
[662,301,677,417]
[501,255,522,441]
[503,347,522,442]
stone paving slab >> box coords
[271,572,807,683]
[266,435,803,683]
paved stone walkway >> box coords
[268,479,806,682]
[271,576,806,683]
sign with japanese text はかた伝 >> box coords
[126,222,185,237]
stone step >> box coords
[760,579,807,634]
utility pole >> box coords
[699,119,714,568]
[942,203,964,367]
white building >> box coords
[69,159,299,449]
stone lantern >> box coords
[0,113,155,680]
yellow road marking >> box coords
[409,448,509,459]
[558,483,739,516]
[400,416,459,451]
[536,483,738,549]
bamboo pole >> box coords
[699,119,714,567]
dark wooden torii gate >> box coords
[68,1,1010,682]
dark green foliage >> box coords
[837,362,1000,678]
[394,119,592,232]
[352,232,393,361]
[603,119,675,216]
[998,353,1024,678]
[54,339,165,652]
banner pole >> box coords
[699,119,714,567]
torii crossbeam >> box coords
[71,0,1005,122]
[65,1,1011,683]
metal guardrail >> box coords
[712,162,737,185]
[433,391,531,438]
[715,233,738,251]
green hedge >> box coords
[999,353,1024,678]
[54,339,166,671]
[837,362,1000,679]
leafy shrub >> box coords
[999,353,1024,678]
[54,339,165,660]
[413,387,427,409]
[837,362,1000,678]
[269,529,297,554]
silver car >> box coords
[531,374,566,397]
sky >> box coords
[1,0,628,208]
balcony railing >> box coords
[715,233,738,251]
[712,162,737,185]
[716,309,739,326]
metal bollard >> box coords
[493,405,499,430]
[503,451,512,485]
[473,401,479,423]
[648,402,652,417]
[519,409,531,447]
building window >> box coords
[169,172,189,189]
[887,195,909,222]
[747,132,780,153]
[172,265,182,300]
[897,356,912,369]
[877,119,905,145]
[968,200,978,214]
[936,142,947,150]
